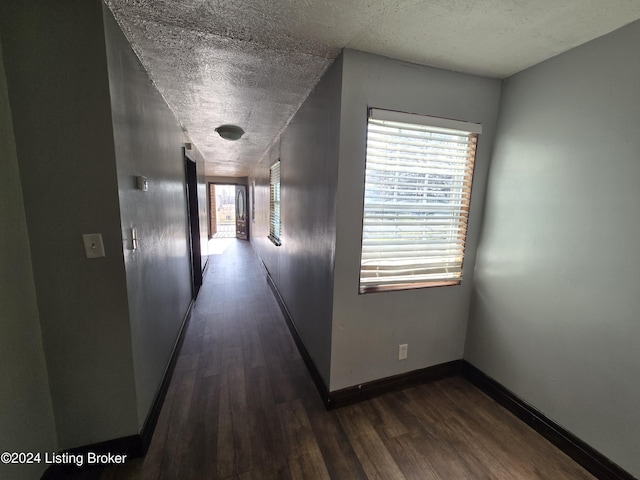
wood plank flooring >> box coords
[65,239,595,480]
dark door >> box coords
[235,185,248,240]
[185,156,202,295]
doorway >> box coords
[185,156,202,296]
[209,183,248,240]
[209,184,235,238]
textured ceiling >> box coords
[105,0,640,177]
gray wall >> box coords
[466,20,640,476]
[207,176,248,185]
[0,0,138,448]
[103,6,194,429]
[250,56,343,386]
[330,50,501,390]
[0,36,58,480]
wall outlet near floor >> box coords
[398,343,408,360]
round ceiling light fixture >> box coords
[215,124,245,141]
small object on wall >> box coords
[136,175,148,191]
[131,227,138,251]
[398,343,408,360]
[82,233,105,259]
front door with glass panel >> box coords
[235,185,248,240]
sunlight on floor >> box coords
[208,238,234,255]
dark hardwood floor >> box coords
[65,238,595,479]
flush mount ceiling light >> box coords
[215,124,245,141]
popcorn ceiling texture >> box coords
[105,0,640,176]
[105,4,333,176]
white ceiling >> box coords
[105,0,640,177]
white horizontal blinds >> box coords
[269,160,281,245]
[359,109,480,293]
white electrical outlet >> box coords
[398,343,408,360]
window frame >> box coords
[268,159,281,246]
[358,107,482,294]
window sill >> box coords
[359,280,460,294]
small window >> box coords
[359,108,481,294]
[268,160,281,246]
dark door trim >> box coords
[185,153,202,296]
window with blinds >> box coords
[359,108,481,294]
[268,160,281,246]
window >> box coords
[359,108,481,294]
[268,160,281,246]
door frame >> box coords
[208,182,216,239]
[208,182,250,240]
[185,154,202,296]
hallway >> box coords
[71,239,594,480]
[144,238,327,479]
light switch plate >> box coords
[136,175,148,191]
[82,233,105,258]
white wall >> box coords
[0,36,58,480]
[0,0,138,449]
[103,5,194,430]
[331,50,501,390]
[249,56,343,386]
[466,20,640,477]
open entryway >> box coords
[209,183,248,240]
[209,184,235,238]
[185,156,203,296]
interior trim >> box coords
[328,360,462,409]
[251,253,637,479]
[461,361,636,480]
[140,297,195,449]
[263,260,462,410]
[264,267,332,407]
[41,298,196,479]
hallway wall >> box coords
[206,176,248,185]
[0,0,138,449]
[0,0,207,456]
[0,35,58,480]
[103,5,194,430]
[250,56,343,387]
[466,19,640,476]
